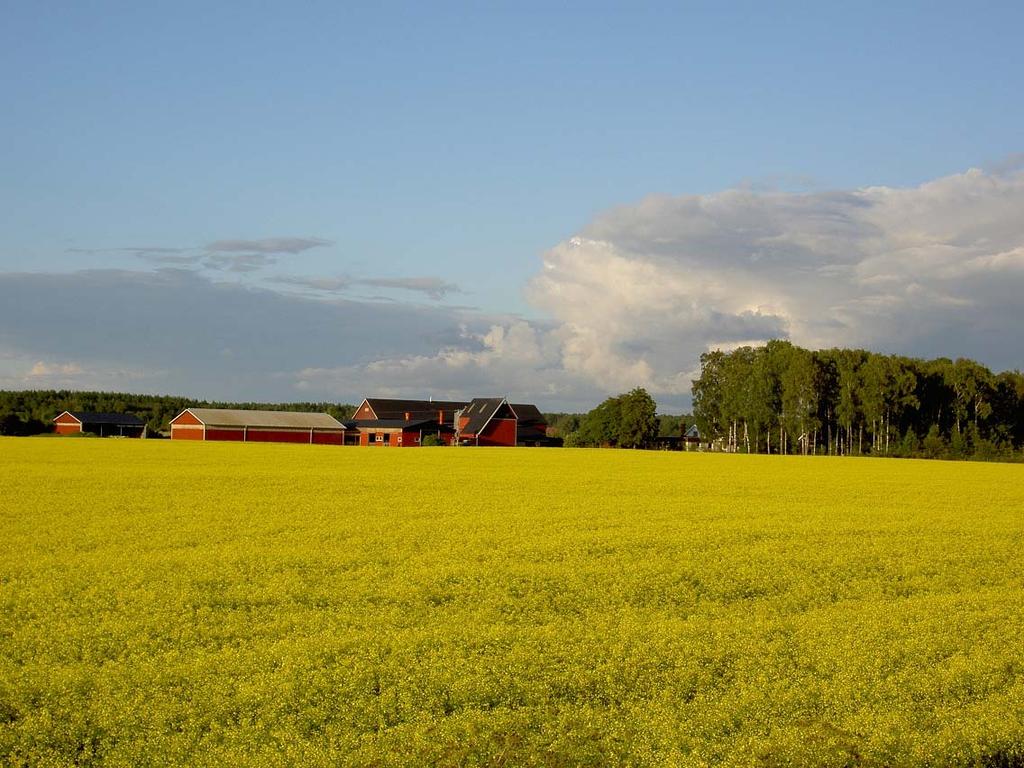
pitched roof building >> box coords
[457,398,518,446]
[53,411,146,437]
[169,408,346,444]
[350,397,550,447]
[349,397,463,446]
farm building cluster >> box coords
[55,397,556,447]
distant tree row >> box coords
[0,390,357,437]
[546,410,688,443]
[692,341,1024,459]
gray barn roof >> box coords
[182,408,345,430]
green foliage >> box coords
[420,434,445,447]
[577,396,621,446]
[949,427,969,459]
[922,424,947,459]
[561,430,584,448]
[575,388,659,448]
[691,342,1024,462]
[657,414,689,437]
[3,441,1024,765]
[543,413,583,438]
[899,426,921,457]
[616,388,659,448]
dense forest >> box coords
[692,341,1024,460]
[0,391,358,436]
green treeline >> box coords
[0,390,357,437]
[692,340,1024,459]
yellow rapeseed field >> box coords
[1,438,1023,767]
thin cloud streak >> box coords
[271,274,462,301]
[204,237,333,254]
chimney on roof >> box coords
[404,411,410,421]
[438,410,444,424]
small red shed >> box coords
[53,411,146,437]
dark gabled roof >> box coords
[509,403,545,425]
[685,425,700,439]
[351,418,453,430]
[363,398,468,420]
[62,412,146,426]
[460,397,511,436]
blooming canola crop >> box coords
[1,439,1023,766]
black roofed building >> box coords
[352,398,467,423]
[350,398,465,447]
[457,398,518,446]
[509,403,559,446]
[53,411,146,438]
[349,396,549,447]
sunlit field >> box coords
[2,439,1023,767]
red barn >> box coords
[508,403,555,446]
[349,398,465,446]
[457,398,518,446]
[348,397,549,447]
[53,411,146,437]
[169,408,345,444]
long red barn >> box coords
[170,408,346,445]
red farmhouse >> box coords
[169,408,345,444]
[349,397,550,447]
[349,398,464,446]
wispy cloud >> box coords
[69,237,334,272]
[203,253,278,273]
[271,274,461,300]
[204,237,332,255]
[358,276,461,300]
[68,246,191,257]
[199,237,333,271]
[28,361,83,377]
[268,275,354,292]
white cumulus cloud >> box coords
[516,165,1024,407]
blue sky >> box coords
[2,2,1023,409]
